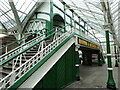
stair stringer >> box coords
[19,37,75,88]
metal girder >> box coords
[79,14,104,22]
[80,16,105,31]
[88,2,103,11]
[0,10,11,17]
[81,16,105,35]
[8,0,22,34]
[82,18,103,27]
[113,15,118,22]
[68,2,105,36]
[69,4,103,15]
[118,1,120,49]
[82,17,105,35]
[84,1,105,34]
[111,1,118,11]
[112,8,118,15]
[88,23,105,33]
[68,1,105,40]
[0,21,7,32]
[77,11,104,21]
[0,9,16,28]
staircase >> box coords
[0,38,51,88]
[0,20,46,57]
[1,35,18,55]
[0,21,100,89]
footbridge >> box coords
[0,0,105,89]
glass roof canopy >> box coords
[63,0,119,43]
[0,0,119,46]
[0,0,38,30]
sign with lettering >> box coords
[78,38,100,49]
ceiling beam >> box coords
[69,4,103,15]
[8,0,22,34]
[0,21,7,32]
[68,2,105,35]
[88,2,103,11]
[76,11,104,21]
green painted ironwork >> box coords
[0,25,71,66]
[0,28,47,61]
[9,32,75,89]
[33,44,78,89]
[6,24,101,89]
[114,45,119,67]
[1,1,104,88]
[50,1,53,33]
[106,30,116,89]
[64,3,66,32]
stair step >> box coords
[22,56,31,59]
[3,65,12,70]
[30,49,38,51]
[27,51,37,53]
[45,39,53,45]
[32,47,39,49]
[0,70,10,76]
[25,53,36,56]
[8,59,27,66]
[45,38,53,42]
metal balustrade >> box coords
[0,20,46,56]
[25,20,46,34]
[0,27,72,89]
[0,20,46,63]
[0,22,101,89]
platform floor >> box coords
[64,58,119,89]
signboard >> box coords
[78,38,100,49]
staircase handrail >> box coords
[0,20,47,55]
[0,25,69,65]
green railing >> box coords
[0,24,102,89]
[0,29,44,53]
[0,25,69,65]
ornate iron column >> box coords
[105,27,116,89]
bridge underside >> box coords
[79,45,101,66]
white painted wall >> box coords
[53,5,64,19]
[36,1,50,21]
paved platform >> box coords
[64,58,119,89]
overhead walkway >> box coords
[0,19,103,89]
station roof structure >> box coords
[63,0,119,46]
[0,0,119,47]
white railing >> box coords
[0,24,100,89]
[0,20,46,63]
[0,28,72,89]
[25,20,46,34]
